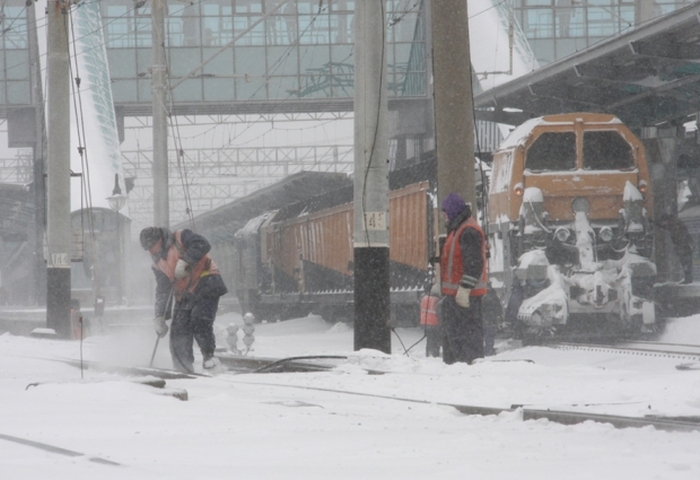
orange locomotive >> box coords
[487,113,658,337]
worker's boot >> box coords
[203,355,222,370]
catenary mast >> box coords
[46,0,72,337]
[152,0,169,228]
[353,1,391,353]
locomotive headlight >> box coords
[554,227,571,242]
[571,197,590,214]
[638,180,648,194]
[514,182,524,196]
[599,226,614,243]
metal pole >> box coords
[116,211,123,304]
[46,0,72,337]
[353,0,391,354]
[27,2,46,306]
[152,0,169,227]
[432,0,476,230]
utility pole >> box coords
[46,0,71,336]
[152,0,169,227]
[28,1,46,306]
[432,1,476,225]
[353,1,391,354]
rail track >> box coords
[551,340,700,361]
[52,354,700,434]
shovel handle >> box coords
[149,335,160,367]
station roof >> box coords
[474,3,700,130]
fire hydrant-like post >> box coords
[242,313,256,353]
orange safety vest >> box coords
[441,217,488,297]
[420,294,440,326]
[154,230,220,299]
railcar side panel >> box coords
[389,182,430,272]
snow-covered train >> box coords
[231,112,659,337]
[488,112,658,338]
[231,160,438,324]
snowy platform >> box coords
[1,312,700,479]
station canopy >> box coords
[474,2,700,131]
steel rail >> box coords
[551,342,700,361]
[54,356,700,433]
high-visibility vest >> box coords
[154,230,220,299]
[420,294,440,326]
[441,217,488,297]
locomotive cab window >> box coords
[525,132,576,171]
[583,131,634,170]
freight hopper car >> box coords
[488,112,657,338]
[233,160,437,324]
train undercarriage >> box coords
[492,184,658,340]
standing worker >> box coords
[655,214,695,284]
[140,227,228,372]
[439,193,488,364]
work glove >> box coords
[174,259,191,279]
[153,316,168,338]
[455,286,471,308]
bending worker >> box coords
[440,193,488,365]
[140,227,228,372]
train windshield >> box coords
[525,132,576,171]
[583,131,635,170]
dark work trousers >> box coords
[169,295,220,372]
[441,295,483,365]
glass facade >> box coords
[101,0,427,106]
[512,0,695,65]
[0,1,29,106]
[0,1,696,110]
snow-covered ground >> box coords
[1,313,700,479]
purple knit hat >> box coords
[442,193,467,222]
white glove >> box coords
[153,316,168,337]
[455,286,471,308]
[174,259,191,279]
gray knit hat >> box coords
[139,227,163,250]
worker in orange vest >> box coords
[140,227,228,373]
[439,193,488,364]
